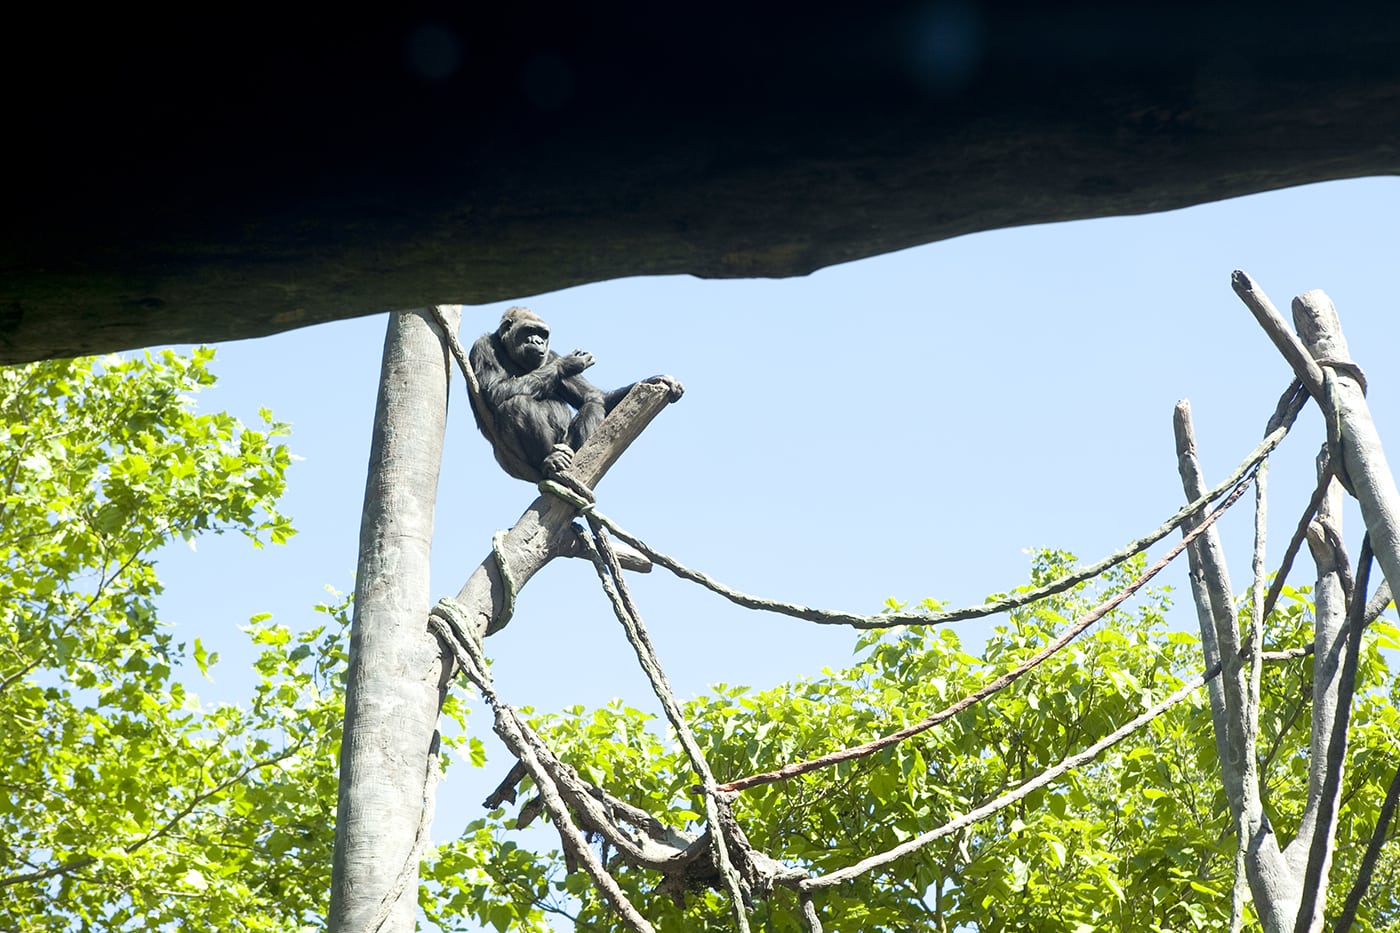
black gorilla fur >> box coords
[469,307,681,482]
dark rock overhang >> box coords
[4,2,1398,363]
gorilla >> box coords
[469,307,683,482]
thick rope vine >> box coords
[443,375,1311,928]
[508,455,1282,927]
[429,598,657,933]
[489,530,517,631]
[573,519,755,933]
[716,471,1255,793]
[537,381,1305,635]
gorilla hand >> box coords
[558,350,595,376]
[543,443,576,476]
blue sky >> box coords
[153,175,1400,868]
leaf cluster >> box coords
[0,352,342,931]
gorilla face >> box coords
[506,321,550,371]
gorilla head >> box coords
[497,306,552,373]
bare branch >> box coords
[1233,271,1326,400]
[1176,397,1296,932]
[1261,469,1333,628]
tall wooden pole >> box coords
[329,307,458,933]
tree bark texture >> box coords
[1173,403,1300,931]
[1175,277,1400,931]
[329,308,458,933]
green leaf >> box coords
[194,638,212,678]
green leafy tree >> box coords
[7,350,1397,932]
[425,551,1400,932]
[0,351,347,931]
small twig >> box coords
[1257,695,1310,778]
[0,855,97,890]
[1,546,151,694]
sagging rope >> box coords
[538,381,1308,634]
[453,460,1334,930]
[492,464,1252,930]
[717,471,1256,793]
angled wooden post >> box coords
[452,380,679,639]
[1237,272,1400,613]
[1234,271,1400,932]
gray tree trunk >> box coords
[329,307,459,933]
[1174,404,1299,931]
